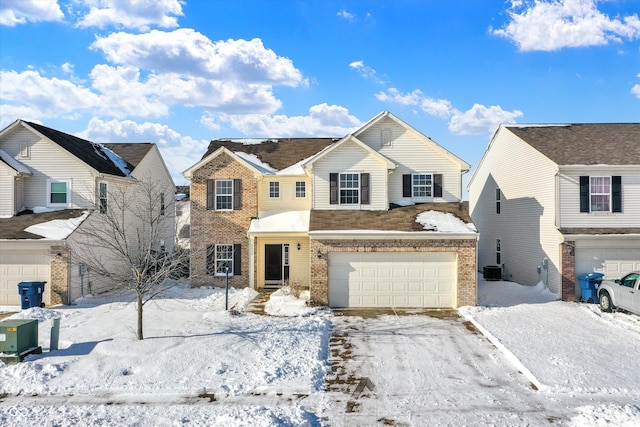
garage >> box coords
[0,250,50,306]
[328,252,456,308]
[576,246,640,280]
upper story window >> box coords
[381,129,391,146]
[207,179,242,211]
[402,173,443,199]
[579,175,621,213]
[47,179,71,207]
[269,181,280,198]
[295,181,306,198]
[19,142,30,159]
[496,188,501,215]
[99,182,108,214]
[330,173,370,205]
[160,192,165,215]
[340,173,360,204]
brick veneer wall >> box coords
[561,241,576,302]
[50,245,69,305]
[309,238,477,307]
[190,152,258,287]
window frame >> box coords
[269,181,280,199]
[47,179,71,207]
[412,173,433,198]
[160,192,166,216]
[98,181,108,214]
[589,176,611,212]
[496,239,501,265]
[215,179,233,211]
[339,173,360,205]
[496,188,501,215]
[214,244,234,276]
[295,181,306,198]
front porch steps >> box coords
[246,289,275,315]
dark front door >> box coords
[264,244,283,285]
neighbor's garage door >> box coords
[576,246,640,280]
[0,250,50,306]
[328,252,456,308]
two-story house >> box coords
[0,120,175,306]
[184,111,478,308]
[468,123,640,301]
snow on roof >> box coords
[276,157,310,175]
[225,138,279,145]
[100,145,132,176]
[234,151,276,174]
[248,210,310,234]
[0,149,31,174]
[24,211,90,240]
[416,210,477,233]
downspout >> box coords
[248,234,255,289]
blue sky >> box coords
[1,0,639,189]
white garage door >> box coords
[576,246,640,280]
[0,250,50,306]
[328,252,456,308]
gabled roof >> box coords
[354,111,471,171]
[0,149,31,175]
[0,209,87,240]
[504,124,640,165]
[199,138,338,171]
[104,143,154,168]
[20,121,135,177]
[183,146,268,179]
[302,134,396,169]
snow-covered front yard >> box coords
[1,277,639,426]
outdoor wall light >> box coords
[297,243,301,251]
[316,249,325,260]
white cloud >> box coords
[219,103,362,137]
[91,30,303,86]
[75,0,183,30]
[376,87,522,134]
[492,0,640,51]
[337,9,354,20]
[0,0,64,26]
[448,104,523,135]
[80,117,208,183]
[349,60,385,84]
[0,70,99,118]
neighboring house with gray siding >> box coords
[468,123,640,301]
[0,120,174,306]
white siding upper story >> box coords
[558,166,640,228]
[310,138,390,210]
[356,114,467,203]
[259,176,311,212]
[0,126,97,211]
[468,126,563,293]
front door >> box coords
[265,244,283,285]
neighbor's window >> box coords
[412,174,433,198]
[496,239,501,265]
[215,180,233,210]
[295,181,306,198]
[160,192,165,216]
[496,188,501,215]
[590,177,611,212]
[339,173,360,204]
[269,181,280,198]
[48,179,71,206]
[99,182,108,214]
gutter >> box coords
[309,230,479,241]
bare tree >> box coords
[72,176,189,340]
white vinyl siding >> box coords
[356,116,463,202]
[468,127,563,293]
[0,163,16,217]
[559,170,640,228]
[311,139,388,210]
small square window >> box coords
[295,181,306,198]
[412,174,432,198]
[269,181,280,198]
[48,179,70,206]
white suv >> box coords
[598,271,640,315]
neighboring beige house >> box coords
[184,111,478,308]
[0,120,175,306]
[468,123,640,301]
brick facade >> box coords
[561,241,576,302]
[190,152,258,287]
[50,245,69,305]
[309,238,477,308]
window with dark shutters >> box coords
[579,176,589,213]
[233,244,242,275]
[612,175,622,213]
[402,174,411,198]
[329,173,338,204]
[233,179,242,210]
[361,173,370,204]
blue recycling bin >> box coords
[17,281,46,309]
[576,272,604,303]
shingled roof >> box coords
[24,121,135,177]
[104,143,153,168]
[310,203,472,232]
[202,138,339,171]
[0,209,87,239]
[505,124,640,165]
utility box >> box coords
[0,319,39,355]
